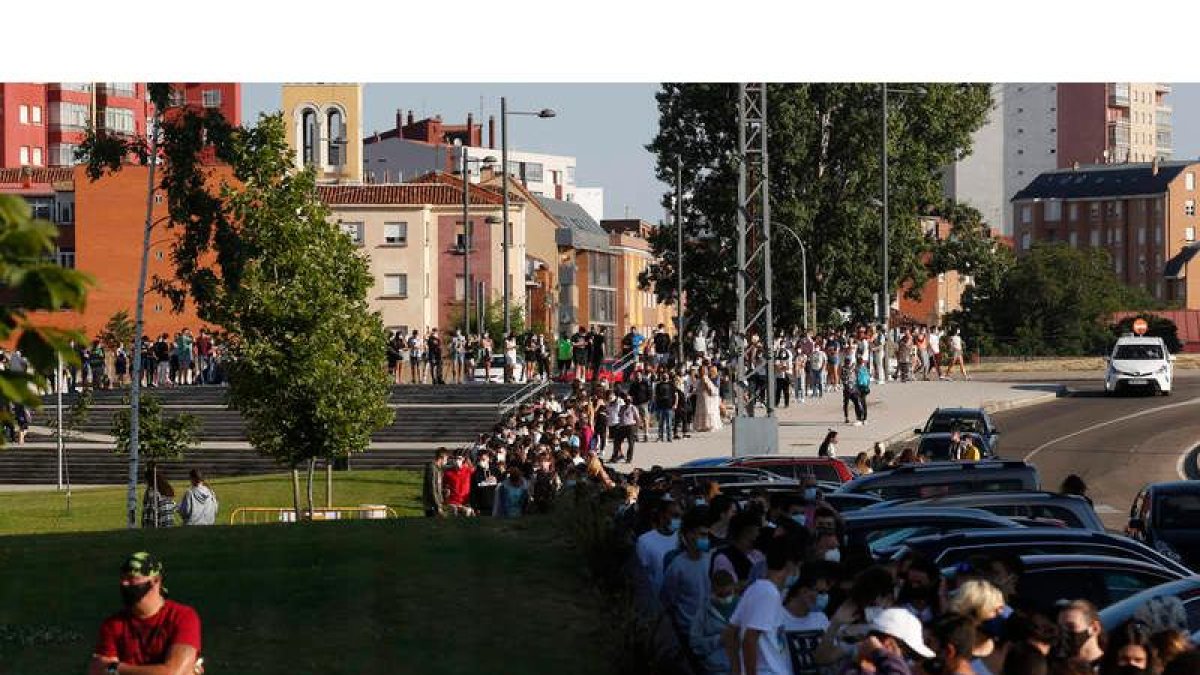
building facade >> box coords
[1011,160,1200,310]
[0,83,241,170]
[601,219,675,337]
[896,217,969,326]
[945,83,1172,236]
[282,83,363,184]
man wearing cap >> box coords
[841,607,933,675]
[89,552,202,675]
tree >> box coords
[78,87,393,521]
[1111,314,1184,353]
[950,243,1137,356]
[98,309,135,351]
[111,393,200,528]
[0,195,91,431]
[644,83,993,330]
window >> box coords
[383,222,407,245]
[1188,173,1195,191]
[50,102,90,130]
[49,143,78,167]
[1155,227,1163,245]
[589,288,615,322]
[1187,200,1196,217]
[1044,201,1061,222]
[1115,256,1123,274]
[1138,226,1146,245]
[202,89,221,108]
[29,200,52,221]
[566,166,576,186]
[383,274,408,297]
[338,221,364,245]
[1156,281,1164,299]
[1155,252,1163,270]
[1089,229,1100,247]
[589,252,614,287]
[1090,203,1100,220]
[1070,203,1080,221]
[1115,227,1123,244]
[1020,205,1032,224]
[58,83,92,93]
[1068,231,1078,247]
[32,147,42,166]
[326,108,345,167]
[523,162,544,183]
[58,201,74,224]
[455,233,469,251]
[19,147,29,166]
[56,249,75,269]
[1186,227,1196,242]
[1020,232,1031,250]
[301,109,318,166]
[18,105,28,124]
[31,105,42,125]
[105,82,135,97]
[1156,199,1163,215]
[104,107,136,134]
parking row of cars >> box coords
[652,403,1200,641]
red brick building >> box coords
[896,217,971,326]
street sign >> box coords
[1133,318,1149,335]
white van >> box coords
[1104,335,1174,395]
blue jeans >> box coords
[810,368,824,397]
[657,408,674,442]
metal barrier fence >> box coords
[229,505,398,525]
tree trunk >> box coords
[326,461,333,508]
[291,465,301,521]
[127,119,159,529]
[306,457,316,520]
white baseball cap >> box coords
[870,608,934,658]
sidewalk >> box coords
[628,377,1066,469]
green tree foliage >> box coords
[1110,314,1183,353]
[0,195,91,426]
[644,83,993,329]
[111,393,200,460]
[950,243,1152,355]
[98,309,134,350]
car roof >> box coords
[732,455,845,464]
[901,491,1087,506]
[679,457,735,468]
[928,408,988,417]
[1017,554,1179,573]
[1115,336,1166,344]
[838,460,1033,490]
[843,507,1020,525]
[1099,576,1200,629]
[906,527,1125,546]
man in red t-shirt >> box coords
[89,551,202,675]
[443,454,475,516]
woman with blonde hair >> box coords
[853,452,873,475]
[948,579,1006,669]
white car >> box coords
[472,354,526,384]
[1105,336,1174,396]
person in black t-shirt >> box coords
[571,326,590,382]
[427,328,444,385]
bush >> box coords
[1110,314,1184,353]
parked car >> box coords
[1099,577,1200,635]
[643,467,796,492]
[896,528,1191,577]
[472,355,526,384]
[867,491,1105,531]
[1105,335,1174,395]
[915,431,996,461]
[841,507,1023,558]
[1126,481,1200,571]
[1005,554,1186,617]
[915,407,1001,451]
[724,455,856,483]
[822,492,884,513]
[836,461,1040,501]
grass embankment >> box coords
[0,473,618,675]
[0,470,423,536]
[972,353,1200,373]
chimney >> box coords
[396,109,403,133]
[466,112,474,146]
[407,110,414,126]
[1072,161,1080,171]
[1152,156,1160,176]
[488,115,496,150]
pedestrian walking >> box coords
[948,329,970,380]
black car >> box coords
[822,492,883,513]
[915,431,996,461]
[867,491,1105,531]
[915,407,1000,451]
[841,507,1023,558]
[1127,481,1200,572]
[1004,554,1185,617]
[897,528,1191,577]
[836,461,1040,501]
[1099,576,1200,634]
[644,466,796,491]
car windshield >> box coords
[1155,493,1200,530]
[925,415,983,433]
[1114,344,1164,360]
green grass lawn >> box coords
[0,470,424,535]
[0,515,618,674]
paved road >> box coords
[991,371,1200,529]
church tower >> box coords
[281,83,363,184]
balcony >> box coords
[1157,83,1172,94]
[1108,83,1130,107]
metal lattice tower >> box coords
[735,83,775,420]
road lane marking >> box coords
[1023,397,1200,463]
[1094,504,1119,514]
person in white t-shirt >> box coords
[781,565,834,674]
[927,326,945,381]
[635,496,682,597]
[724,535,803,675]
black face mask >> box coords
[120,580,154,608]
[1112,667,1146,675]
[897,583,933,606]
[1057,629,1091,658]
[923,656,947,675]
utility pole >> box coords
[676,156,684,364]
[500,97,511,336]
[881,83,890,329]
[461,146,471,336]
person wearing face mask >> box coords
[88,552,202,675]
[781,566,834,675]
[896,558,941,624]
[815,565,897,668]
[923,613,980,675]
[841,607,934,675]
[1057,600,1106,670]
[636,497,682,597]
[1100,622,1158,675]
[662,509,715,640]
[492,467,530,518]
[712,512,766,588]
[691,570,739,675]
[723,534,806,675]
[443,453,475,517]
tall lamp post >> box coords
[501,97,556,335]
[457,147,497,336]
[675,156,685,364]
[775,223,809,332]
[880,83,926,331]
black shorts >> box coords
[573,351,587,365]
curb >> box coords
[877,385,1069,452]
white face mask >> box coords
[823,548,842,563]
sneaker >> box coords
[853,421,864,427]
[844,418,851,424]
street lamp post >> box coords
[458,148,496,337]
[500,98,556,336]
[775,223,808,332]
[676,156,684,364]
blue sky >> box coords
[244,83,1200,224]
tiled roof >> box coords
[0,167,75,185]
[1012,162,1194,202]
[410,171,523,203]
[317,181,509,207]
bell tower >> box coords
[281,83,363,184]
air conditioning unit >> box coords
[1186,227,1196,242]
